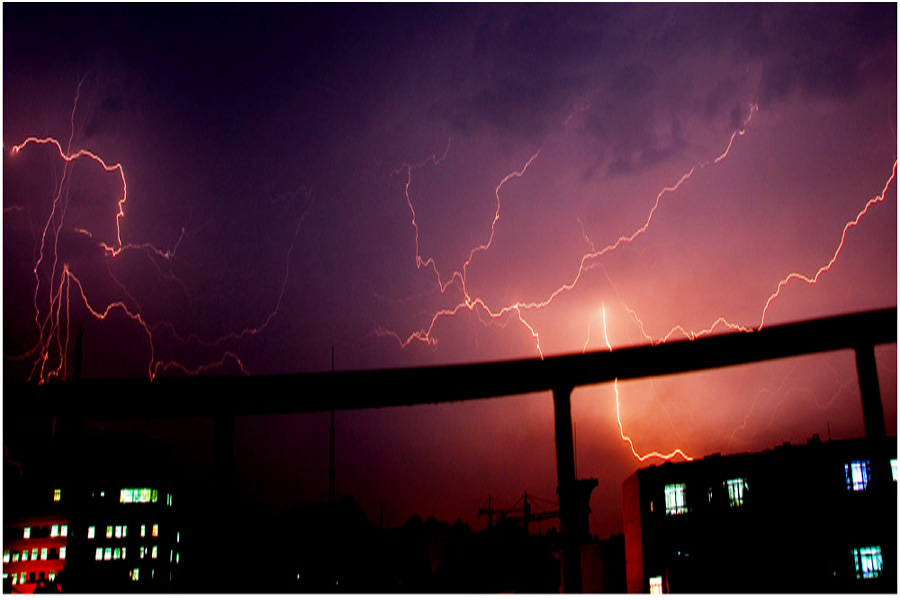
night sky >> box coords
[4,4,897,537]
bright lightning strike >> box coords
[602,305,693,463]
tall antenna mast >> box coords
[329,346,336,504]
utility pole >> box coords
[329,347,335,505]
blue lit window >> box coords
[853,546,883,579]
[664,483,687,515]
[845,460,872,491]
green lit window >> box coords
[31,548,38,561]
[122,525,127,538]
[114,548,121,560]
[87,526,95,539]
[104,548,112,561]
[140,547,145,559]
[21,550,28,562]
[853,546,883,579]
[11,573,17,585]
[725,478,747,507]
[48,572,55,582]
[53,489,61,502]
[131,568,140,582]
[41,548,48,560]
[151,546,158,559]
[12,552,18,563]
[167,493,173,507]
[115,526,122,539]
[176,552,179,564]
[60,525,67,537]
[51,524,59,537]
[95,548,103,561]
[664,483,687,515]
[106,525,113,539]
[59,547,65,560]
[120,488,158,504]
[23,527,30,539]
[2,551,8,563]
[19,572,25,585]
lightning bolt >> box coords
[7,86,313,383]
[384,101,894,463]
[601,304,694,462]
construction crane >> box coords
[478,492,559,532]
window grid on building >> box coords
[725,478,747,507]
[853,546,883,579]
[649,575,664,594]
[664,483,687,516]
[845,460,872,491]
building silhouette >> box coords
[623,435,897,593]
[3,426,186,593]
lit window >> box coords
[152,524,159,537]
[95,548,103,561]
[170,549,173,562]
[88,526,95,539]
[104,548,112,561]
[152,489,158,503]
[31,548,38,561]
[48,572,55,582]
[845,460,872,491]
[141,525,146,538]
[2,551,8,563]
[11,573,17,585]
[132,568,140,582]
[19,572,25,585]
[107,525,113,538]
[59,547,65,560]
[53,489,61,502]
[892,459,897,482]
[167,493,173,507]
[12,552,18,563]
[121,547,126,560]
[51,524,59,538]
[100,491,105,497]
[115,526,122,539]
[60,525,67,537]
[649,576,663,594]
[176,552,179,564]
[114,548,121,560]
[726,478,747,507]
[177,532,180,543]
[21,550,28,562]
[41,548,48,560]
[151,546,158,559]
[140,489,151,503]
[853,546,883,579]
[23,527,31,539]
[664,483,687,515]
